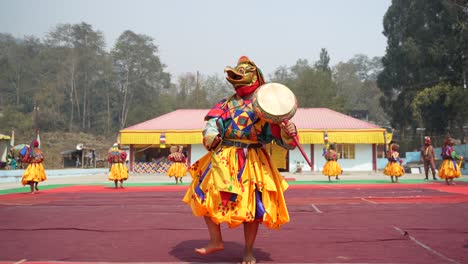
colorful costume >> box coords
[420,136,437,180]
[183,56,296,229]
[21,141,47,186]
[167,146,188,183]
[383,142,404,181]
[438,137,462,182]
[322,144,342,180]
[107,144,129,182]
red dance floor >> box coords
[0,182,467,264]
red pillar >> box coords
[372,144,377,171]
[129,145,134,172]
[310,144,314,171]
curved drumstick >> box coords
[283,119,313,168]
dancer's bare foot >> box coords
[242,252,256,264]
[195,242,224,255]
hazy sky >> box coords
[0,0,392,78]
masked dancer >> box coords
[384,141,404,183]
[439,137,463,185]
[167,145,187,184]
[107,143,129,188]
[322,143,342,181]
[420,136,437,181]
[21,139,47,193]
[183,56,297,264]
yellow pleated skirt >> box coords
[21,163,47,185]
[322,160,342,176]
[108,163,129,181]
[384,161,404,177]
[167,162,187,178]
[438,159,461,179]
[182,147,290,229]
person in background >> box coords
[384,141,404,183]
[439,137,463,185]
[166,145,187,184]
[7,149,17,170]
[21,140,47,193]
[322,143,343,181]
[183,56,297,264]
[107,143,128,188]
[420,136,437,181]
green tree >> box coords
[111,30,171,128]
[45,22,107,131]
[333,55,388,125]
[411,83,467,140]
[0,34,42,110]
[314,48,331,74]
[378,0,467,131]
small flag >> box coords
[10,129,14,147]
[160,132,166,148]
[36,129,41,148]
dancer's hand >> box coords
[280,121,297,137]
[209,135,222,151]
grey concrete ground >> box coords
[0,169,444,191]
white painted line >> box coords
[13,259,27,264]
[393,226,460,264]
[310,204,323,213]
[361,197,378,204]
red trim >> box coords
[372,144,376,171]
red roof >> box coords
[122,108,381,131]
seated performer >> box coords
[322,143,343,181]
[21,139,47,193]
[166,145,187,184]
[107,143,129,188]
[183,56,297,264]
[439,136,463,185]
[383,141,404,183]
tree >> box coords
[199,73,231,106]
[314,48,331,75]
[333,55,388,125]
[411,83,467,141]
[378,0,467,131]
[45,22,107,131]
[0,34,42,110]
[111,30,171,128]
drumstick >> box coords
[284,119,313,168]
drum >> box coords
[253,83,313,168]
[252,83,297,124]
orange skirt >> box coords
[438,159,461,179]
[167,162,187,178]
[322,160,342,176]
[21,163,47,185]
[183,147,289,229]
[383,162,404,177]
[108,163,129,181]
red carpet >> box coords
[1,182,467,263]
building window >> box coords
[376,144,386,158]
[336,144,355,159]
